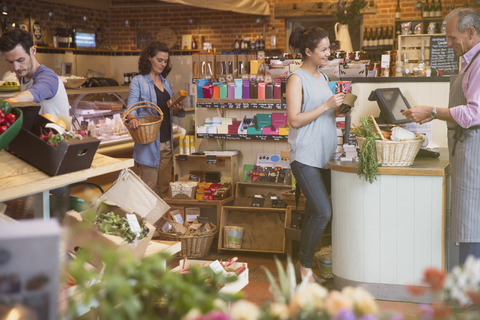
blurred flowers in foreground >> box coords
[407,255,480,319]
[184,256,403,320]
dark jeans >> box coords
[460,243,480,264]
[290,161,332,268]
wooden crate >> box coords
[218,206,286,253]
[234,181,292,207]
[173,154,239,193]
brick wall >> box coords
[3,0,108,41]
[5,0,478,53]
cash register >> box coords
[368,87,440,158]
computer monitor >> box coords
[368,88,412,125]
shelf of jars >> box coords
[196,99,286,110]
[196,133,288,141]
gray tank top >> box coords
[288,68,337,169]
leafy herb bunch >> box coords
[332,0,368,25]
[93,211,149,243]
[350,116,380,184]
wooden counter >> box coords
[0,150,134,218]
[327,148,453,303]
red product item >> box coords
[204,194,214,200]
[336,121,345,128]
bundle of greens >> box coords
[93,212,149,243]
[350,116,381,184]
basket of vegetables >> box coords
[0,100,22,152]
[352,116,424,183]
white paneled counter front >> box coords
[328,150,452,302]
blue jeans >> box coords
[290,161,332,268]
[460,243,480,264]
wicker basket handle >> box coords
[370,115,387,141]
[122,101,164,123]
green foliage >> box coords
[92,211,149,243]
[351,116,380,184]
[331,0,368,25]
[66,241,242,320]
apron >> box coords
[448,49,480,242]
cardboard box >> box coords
[206,53,216,78]
[63,202,156,268]
[173,259,249,293]
[237,53,249,75]
[192,54,201,77]
[167,90,188,108]
[8,105,100,176]
[339,61,369,78]
[217,54,228,77]
[227,53,238,78]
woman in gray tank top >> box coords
[287,26,347,283]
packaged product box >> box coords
[321,59,341,80]
[167,90,188,108]
[192,54,201,78]
[217,54,228,77]
[237,53,249,75]
[8,105,100,176]
[272,113,287,128]
[279,125,289,136]
[263,126,279,135]
[339,60,369,78]
[266,65,289,77]
[206,53,216,78]
[227,53,238,78]
[199,54,208,77]
[63,201,156,268]
[255,114,272,130]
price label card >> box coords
[162,221,171,233]
[126,213,142,234]
[209,260,228,275]
[206,155,217,164]
[381,55,390,68]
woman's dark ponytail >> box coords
[289,26,328,60]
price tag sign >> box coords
[206,155,217,164]
[179,155,188,161]
[209,260,228,275]
[126,213,142,235]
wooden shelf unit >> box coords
[234,181,292,207]
[218,206,286,253]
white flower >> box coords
[229,300,260,320]
[289,282,329,314]
[182,308,202,320]
[350,286,378,315]
[269,302,290,320]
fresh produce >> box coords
[350,115,380,184]
[92,211,149,243]
[1,81,18,87]
[42,113,57,122]
[0,99,17,136]
[39,129,88,147]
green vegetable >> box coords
[351,116,380,184]
[0,99,12,114]
[92,211,149,243]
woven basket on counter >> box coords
[157,225,217,258]
[122,101,164,144]
[281,189,306,207]
[356,136,424,167]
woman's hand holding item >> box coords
[172,101,183,116]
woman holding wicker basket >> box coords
[125,41,185,198]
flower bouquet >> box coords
[331,0,368,25]
[407,255,480,319]
[184,257,403,320]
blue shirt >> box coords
[127,73,185,167]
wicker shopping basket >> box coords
[123,101,164,144]
[356,135,424,167]
[157,225,217,258]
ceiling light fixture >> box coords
[2,5,9,16]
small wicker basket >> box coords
[356,135,424,167]
[123,101,164,144]
[157,225,217,258]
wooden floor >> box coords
[168,243,422,320]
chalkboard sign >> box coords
[429,36,460,75]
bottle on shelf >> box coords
[250,38,257,50]
[378,27,385,48]
[239,38,244,50]
[192,37,197,50]
[395,0,401,19]
[234,36,240,50]
[373,27,379,49]
[363,28,368,50]
[417,40,426,76]
[388,27,394,48]
[423,0,430,18]
[368,28,374,49]
[436,0,442,17]
[404,53,410,77]
[270,27,276,49]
